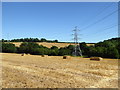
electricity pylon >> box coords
[72,26,82,57]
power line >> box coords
[83,29,117,43]
[83,24,118,38]
[83,26,118,42]
[93,3,114,18]
[80,3,114,28]
[80,3,118,42]
[81,8,119,31]
[82,24,119,42]
[93,29,118,40]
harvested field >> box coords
[1,53,118,88]
[5,42,94,48]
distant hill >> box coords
[1,38,95,48]
[4,42,94,48]
[1,37,119,58]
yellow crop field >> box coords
[1,53,118,88]
[4,42,94,48]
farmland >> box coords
[4,42,94,48]
[1,53,118,88]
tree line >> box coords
[1,38,95,44]
[1,37,120,59]
[80,37,120,59]
[1,38,58,43]
[1,42,74,56]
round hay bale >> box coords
[63,56,71,59]
[41,55,44,57]
[41,55,48,57]
[90,57,103,61]
[21,53,25,56]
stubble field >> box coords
[5,42,94,48]
[1,53,118,88]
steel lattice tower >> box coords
[72,26,82,57]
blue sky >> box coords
[2,2,118,43]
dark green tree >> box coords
[2,43,17,53]
[41,38,47,42]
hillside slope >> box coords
[5,42,94,48]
